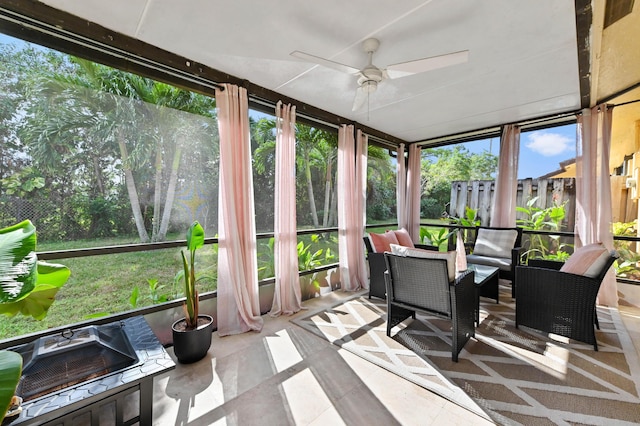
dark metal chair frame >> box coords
[515,253,617,350]
[363,237,436,300]
[383,253,476,362]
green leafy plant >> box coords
[447,206,481,228]
[419,226,452,250]
[442,206,481,248]
[612,220,640,279]
[179,221,206,329]
[258,234,336,285]
[0,220,70,420]
[295,235,335,297]
[256,233,338,298]
[0,351,21,421]
[516,196,571,261]
[129,278,175,309]
[0,220,71,319]
[257,237,276,280]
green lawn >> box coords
[0,245,218,340]
[0,232,338,340]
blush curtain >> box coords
[405,144,422,241]
[215,84,264,335]
[337,125,368,291]
[270,102,302,316]
[396,143,407,229]
[490,124,520,227]
[576,105,617,307]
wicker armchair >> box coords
[383,253,476,362]
[363,237,436,300]
[465,226,524,298]
[515,252,617,350]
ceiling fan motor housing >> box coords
[358,66,383,92]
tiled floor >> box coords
[152,284,640,426]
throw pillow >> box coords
[393,228,415,248]
[390,244,456,281]
[560,243,611,278]
[368,232,396,253]
[473,228,518,258]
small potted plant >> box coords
[171,221,214,364]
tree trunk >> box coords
[157,147,181,241]
[304,152,319,227]
[322,157,333,227]
[328,178,337,227]
[152,145,163,241]
[118,133,149,242]
[91,155,105,196]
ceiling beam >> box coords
[575,0,593,109]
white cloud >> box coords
[525,131,573,156]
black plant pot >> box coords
[171,314,214,364]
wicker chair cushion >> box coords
[390,244,456,281]
[473,228,518,258]
[466,254,512,271]
[560,243,611,278]
[368,231,399,253]
[393,228,415,248]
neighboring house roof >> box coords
[538,158,576,179]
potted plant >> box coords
[0,220,70,420]
[171,221,214,364]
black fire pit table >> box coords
[4,316,175,426]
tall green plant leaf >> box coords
[186,221,205,252]
[0,220,37,303]
[0,350,22,421]
[181,221,205,328]
[0,221,70,319]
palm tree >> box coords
[19,54,218,242]
[252,119,339,229]
[20,57,153,241]
[139,82,216,241]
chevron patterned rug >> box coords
[292,285,640,425]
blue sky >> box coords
[518,124,576,178]
[460,123,576,179]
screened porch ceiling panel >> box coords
[40,0,582,143]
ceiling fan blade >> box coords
[290,51,360,75]
[385,50,469,79]
[352,86,368,111]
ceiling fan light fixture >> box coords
[361,80,377,93]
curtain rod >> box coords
[249,96,340,130]
[612,99,640,108]
[0,7,225,92]
[249,96,399,150]
[517,111,577,128]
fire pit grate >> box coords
[13,322,138,401]
[7,316,175,425]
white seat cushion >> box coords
[390,244,456,281]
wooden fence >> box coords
[449,178,576,229]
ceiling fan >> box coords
[291,38,469,112]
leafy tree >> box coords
[251,116,277,231]
[14,47,218,242]
[421,146,497,219]
[252,118,338,229]
[366,146,396,222]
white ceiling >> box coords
[41,0,583,143]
